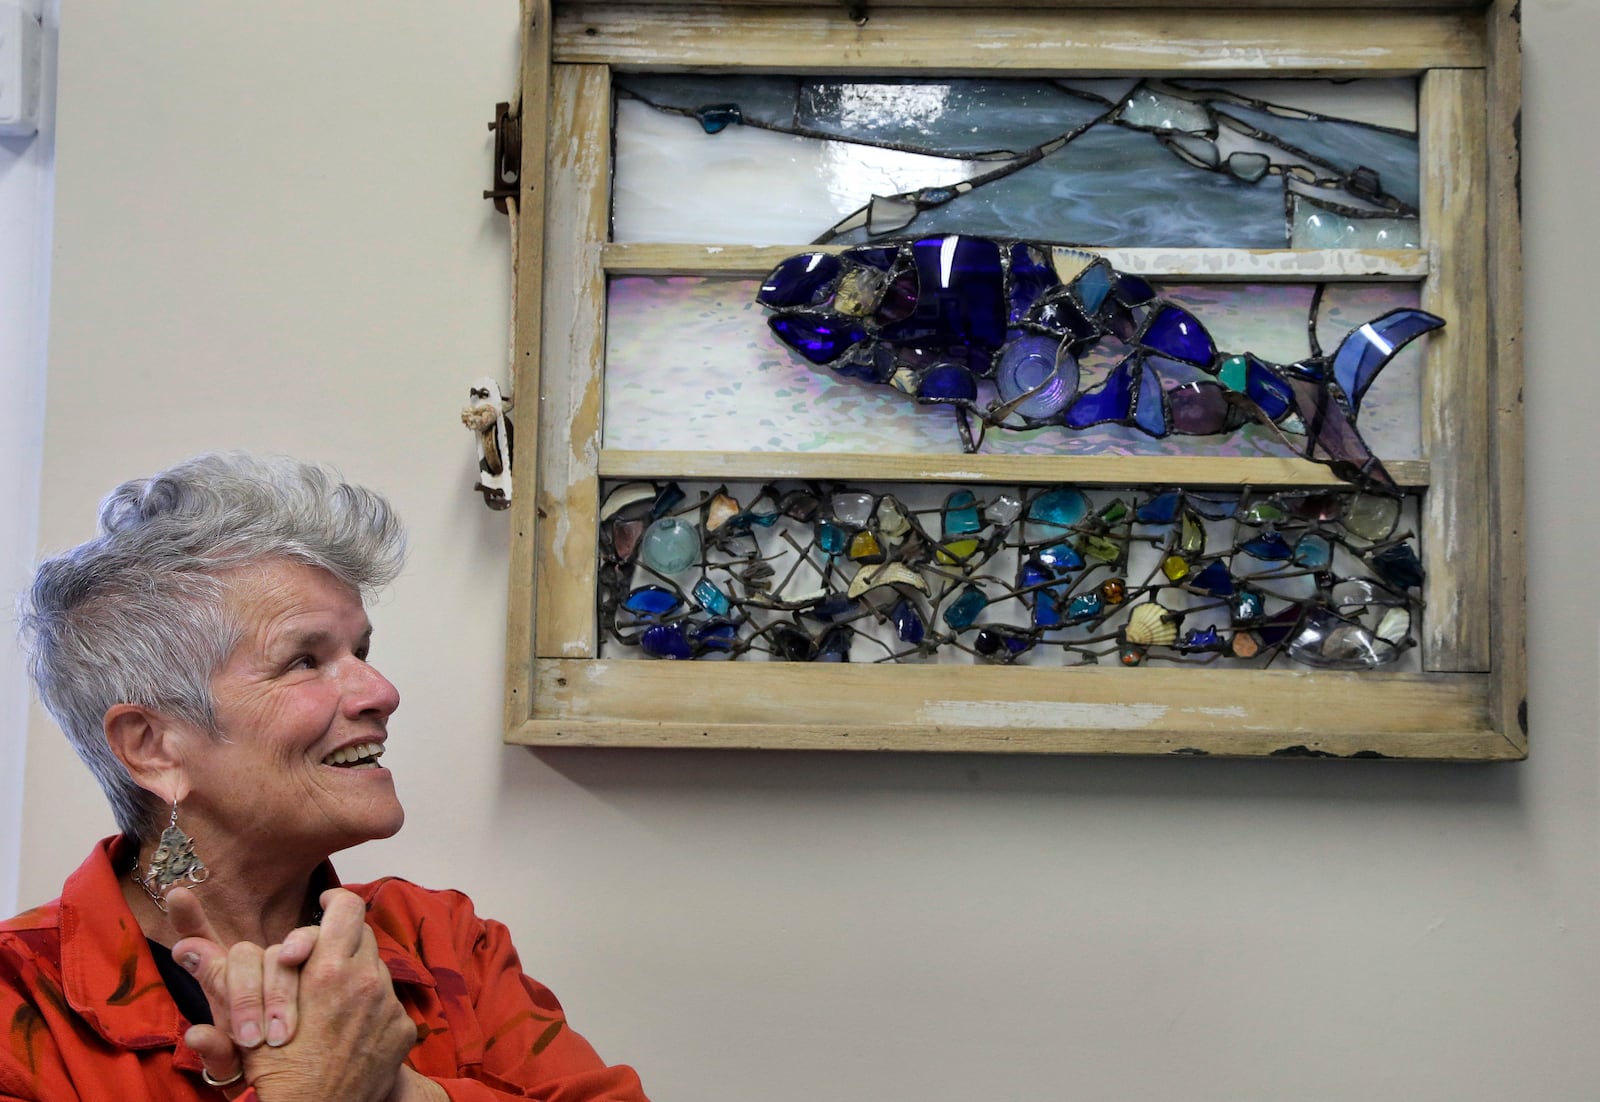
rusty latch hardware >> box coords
[484,101,522,214]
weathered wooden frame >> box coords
[503,0,1525,760]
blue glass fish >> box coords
[758,234,1443,491]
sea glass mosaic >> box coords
[613,76,1419,248]
[598,479,1423,670]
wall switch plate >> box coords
[0,1,41,138]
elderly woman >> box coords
[0,453,648,1101]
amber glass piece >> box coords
[1100,577,1126,604]
[848,530,884,562]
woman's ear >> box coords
[104,704,189,804]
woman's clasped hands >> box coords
[167,887,445,1102]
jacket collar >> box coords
[59,836,433,1051]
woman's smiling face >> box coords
[180,558,404,866]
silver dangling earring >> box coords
[132,801,209,912]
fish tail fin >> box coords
[1332,309,1446,413]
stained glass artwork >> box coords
[599,479,1423,670]
[757,235,1442,490]
[605,277,1425,461]
[614,75,1418,248]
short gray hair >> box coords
[19,452,407,840]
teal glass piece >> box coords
[692,579,732,616]
[817,519,847,555]
[1233,589,1265,622]
[1066,593,1103,624]
[943,490,982,537]
[1026,488,1089,539]
[943,585,989,630]
[1072,262,1114,314]
[1293,534,1333,570]
[639,517,700,574]
[694,103,744,134]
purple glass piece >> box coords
[768,313,869,365]
[1331,308,1444,410]
[995,333,1077,421]
[1133,364,1168,436]
[757,252,841,309]
[641,622,693,659]
[1277,371,1395,490]
[1065,359,1136,428]
[1167,380,1234,435]
[872,267,919,326]
[1114,273,1157,306]
[1138,304,1216,368]
[879,235,1008,355]
[918,363,977,402]
[1007,243,1060,323]
[1258,605,1304,648]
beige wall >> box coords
[16,2,1599,1098]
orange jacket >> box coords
[0,837,648,1101]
